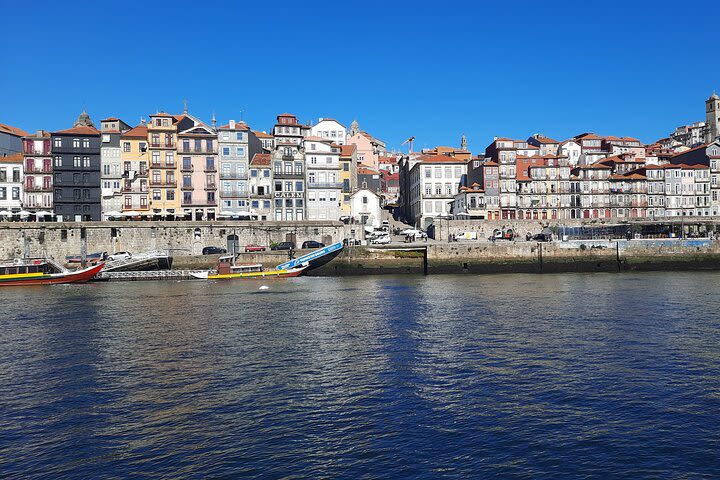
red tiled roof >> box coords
[250,153,271,166]
[0,123,29,137]
[53,125,100,135]
[0,153,23,164]
[101,117,120,122]
[253,131,273,139]
[121,125,148,139]
[150,112,176,118]
[416,154,468,164]
[218,122,250,131]
[533,136,559,144]
[24,130,51,138]
[358,167,379,175]
[304,135,331,142]
[378,155,397,164]
[340,144,356,156]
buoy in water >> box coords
[259,285,269,290]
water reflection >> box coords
[1,272,720,477]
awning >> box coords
[35,211,55,217]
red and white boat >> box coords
[0,258,104,286]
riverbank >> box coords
[166,238,720,275]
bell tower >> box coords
[706,92,720,143]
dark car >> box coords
[202,246,227,255]
[301,240,325,249]
[271,241,295,251]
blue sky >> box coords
[1,0,718,153]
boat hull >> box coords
[0,263,105,286]
[205,266,306,280]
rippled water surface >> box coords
[2,272,720,478]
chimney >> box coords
[229,120,236,129]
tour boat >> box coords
[190,241,343,281]
[190,256,306,280]
[0,258,105,286]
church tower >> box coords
[73,110,95,128]
[349,119,359,137]
[706,92,720,143]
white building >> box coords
[311,118,346,146]
[304,136,342,220]
[350,188,381,227]
[558,140,582,165]
[407,154,467,228]
[100,118,130,218]
[0,153,24,214]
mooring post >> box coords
[423,246,428,275]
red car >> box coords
[244,244,267,252]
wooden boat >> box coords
[0,258,104,286]
[191,255,306,280]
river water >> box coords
[1,272,720,478]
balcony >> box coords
[219,172,248,180]
[423,193,454,199]
[149,142,175,149]
[182,199,217,207]
[121,186,149,193]
[204,183,217,190]
[27,167,53,174]
[274,171,303,179]
[181,183,193,190]
[250,192,272,199]
[219,190,248,198]
[631,200,648,207]
[150,162,176,169]
[149,180,177,187]
[181,165,193,172]
[178,146,217,154]
[25,185,52,192]
[204,165,217,173]
[307,182,343,189]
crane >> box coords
[401,136,415,154]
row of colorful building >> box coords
[397,92,720,228]
[1,92,719,228]
[0,111,399,225]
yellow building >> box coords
[147,113,180,216]
[119,124,149,214]
[339,144,357,216]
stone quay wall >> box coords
[0,221,348,261]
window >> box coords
[123,142,131,152]
[83,156,90,167]
[166,190,175,201]
[82,139,90,148]
[54,138,62,148]
[73,138,80,148]
[222,147,230,156]
[73,156,81,167]
[236,147,245,157]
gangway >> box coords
[276,242,343,271]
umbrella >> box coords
[104,210,122,218]
[0,210,12,216]
[122,211,140,216]
[35,211,55,216]
[218,211,234,217]
[18,210,31,217]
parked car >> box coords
[244,244,266,252]
[108,251,132,261]
[271,241,295,251]
[490,228,516,241]
[371,235,392,245]
[202,246,227,255]
[301,240,325,249]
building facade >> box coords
[271,113,307,221]
[311,118,346,145]
[177,113,218,221]
[22,130,53,213]
[249,153,273,220]
[407,155,467,228]
[119,124,149,215]
[339,144,357,217]
[0,153,23,214]
[147,113,179,218]
[0,123,28,156]
[305,137,342,220]
[217,120,259,217]
[52,112,102,221]
[100,117,130,218]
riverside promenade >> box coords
[2,220,720,275]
